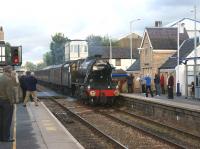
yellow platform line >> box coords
[12,104,16,149]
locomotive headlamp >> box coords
[108,85,110,88]
[89,90,96,96]
[87,85,91,89]
[93,66,98,70]
[114,90,119,96]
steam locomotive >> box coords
[35,56,119,105]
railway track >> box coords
[43,97,183,148]
[37,86,198,148]
[41,97,127,149]
[96,108,200,148]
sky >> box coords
[0,0,199,64]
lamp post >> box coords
[177,22,181,96]
[109,35,112,64]
[177,22,185,96]
[130,19,140,64]
[194,5,197,98]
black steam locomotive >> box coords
[35,56,119,105]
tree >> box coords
[24,61,37,71]
[50,33,68,65]
[43,51,53,66]
[36,62,46,70]
[86,35,119,47]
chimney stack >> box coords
[0,26,4,41]
[155,21,162,27]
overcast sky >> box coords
[0,0,199,64]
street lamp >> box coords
[176,22,185,96]
[130,19,140,64]
[109,35,112,64]
[193,5,197,98]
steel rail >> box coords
[48,97,128,149]
[115,108,200,141]
[96,110,185,149]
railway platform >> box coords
[120,93,200,112]
[119,93,200,137]
[0,101,84,149]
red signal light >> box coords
[12,48,19,65]
[13,55,19,64]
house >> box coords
[160,38,200,97]
[165,18,200,38]
[117,33,142,59]
[127,27,189,93]
[89,46,138,70]
[139,27,189,77]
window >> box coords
[80,45,84,52]
[84,45,87,52]
[74,45,79,53]
[70,45,73,52]
[0,46,6,63]
[115,59,121,66]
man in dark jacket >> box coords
[19,72,27,102]
[23,71,38,106]
[168,73,174,99]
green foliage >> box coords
[24,61,37,71]
[86,35,119,47]
[36,62,46,70]
[43,51,53,66]
[50,33,68,65]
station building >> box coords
[127,18,200,99]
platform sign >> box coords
[0,43,6,66]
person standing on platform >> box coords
[19,72,27,102]
[23,71,39,106]
[0,65,19,142]
[127,74,134,93]
[145,74,153,97]
[167,73,174,99]
[154,74,161,96]
[160,74,165,94]
[191,81,194,97]
[140,75,146,93]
